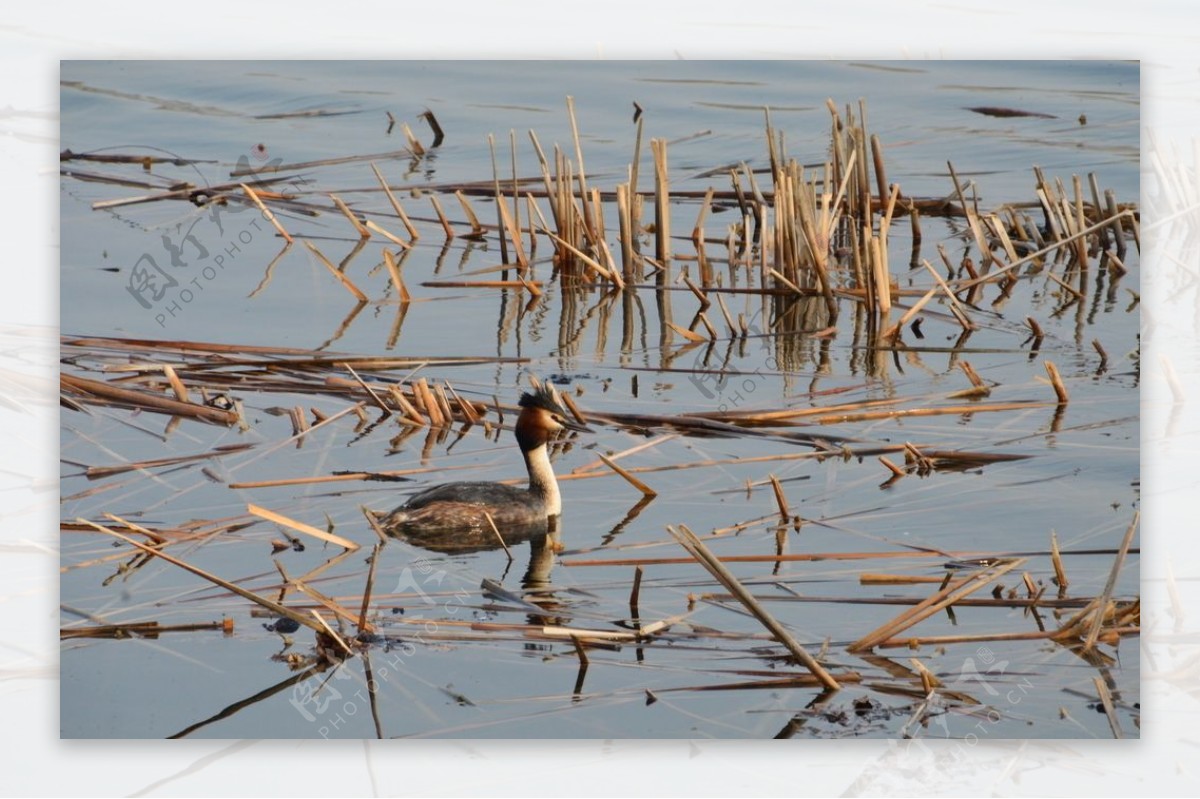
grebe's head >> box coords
[515,384,591,451]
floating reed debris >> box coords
[598,453,658,497]
[848,558,1025,652]
[767,474,790,522]
[240,183,294,244]
[1044,360,1069,404]
[61,373,238,425]
[61,619,233,640]
[668,523,841,690]
[247,503,360,551]
[84,519,325,635]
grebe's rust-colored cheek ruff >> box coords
[376,385,591,552]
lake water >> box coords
[60,60,1139,739]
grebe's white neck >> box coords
[522,443,561,517]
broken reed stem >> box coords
[848,558,1025,652]
[61,373,238,425]
[330,194,371,239]
[483,512,513,563]
[651,138,671,265]
[630,565,643,618]
[247,503,359,550]
[598,453,657,497]
[1044,360,1069,404]
[768,474,790,522]
[1094,676,1123,739]
[303,241,369,302]
[1050,529,1069,590]
[370,162,419,241]
[341,362,391,415]
[382,249,410,302]
[1082,511,1139,652]
[161,364,189,403]
[668,524,840,690]
[878,456,906,478]
[239,183,293,243]
[83,519,324,634]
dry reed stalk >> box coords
[422,280,544,290]
[616,183,634,279]
[292,580,362,629]
[955,210,1135,294]
[84,444,253,480]
[946,162,990,263]
[1050,529,1069,590]
[651,138,671,265]
[848,558,1025,652]
[920,260,975,330]
[1092,339,1109,372]
[572,434,676,475]
[666,321,707,344]
[161,364,190,403]
[228,469,429,490]
[84,520,325,634]
[370,162,419,241]
[483,512,513,563]
[768,474,790,522]
[247,503,359,551]
[239,183,294,243]
[874,629,1058,649]
[364,219,411,249]
[61,620,233,640]
[630,565,643,618]
[400,122,425,156]
[598,453,657,498]
[878,456,906,478]
[432,383,456,424]
[415,378,444,427]
[302,241,369,302]
[330,194,371,239]
[884,282,939,341]
[429,195,456,239]
[388,385,426,426]
[382,249,410,301]
[860,574,945,585]
[309,609,354,657]
[444,381,480,425]
[362,505,389,543]
[668,523,840,690]
[1045,269,1084,300]
[539,227,618,283]
[1093,676,1123,738]
[811,400,1052,426]
[692,186,714,249]
[558,391,588,428]
[494,191,529,269]
[61,373,238,425]
[341,362,391,415]
[1080,512,1138,651]
[454,190,486,237]
[1044,361,1069,404]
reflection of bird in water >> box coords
[375,384,590,553]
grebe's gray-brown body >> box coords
[377,385,589,552]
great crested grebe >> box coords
[377,384,590,549]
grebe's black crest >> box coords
[519,383,568,415]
